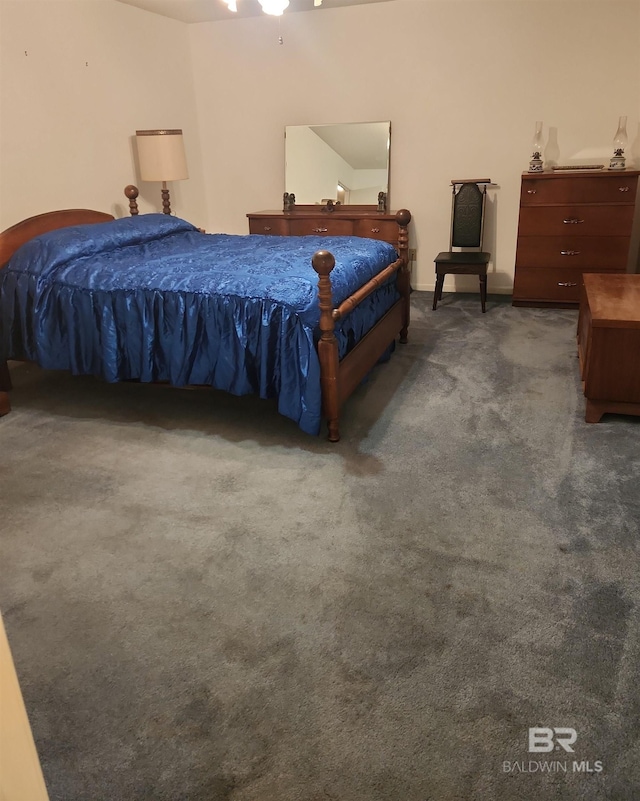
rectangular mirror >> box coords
[285,121,391,207]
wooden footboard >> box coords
[312,209,412,442]
[127,186,412,441]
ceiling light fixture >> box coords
[225,0,290,16]
[260,0,289,13]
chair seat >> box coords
[434,251,490,275]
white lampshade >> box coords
[135,129,188,183]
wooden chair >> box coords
[433,179,491,313]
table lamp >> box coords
[135,129,188,214]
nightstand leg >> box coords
[585,400,604,423]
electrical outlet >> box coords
[408,248,417,262]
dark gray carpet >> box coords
[1,291,639,800]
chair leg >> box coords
[479,274,487,313]
[433,274,444,310]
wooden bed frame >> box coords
[0,202,411,441]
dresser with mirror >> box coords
[284,120,390,207]
[247,121,408,251]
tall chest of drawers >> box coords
[512,170,640,307]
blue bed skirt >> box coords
[0,214,401,434]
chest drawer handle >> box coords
[313,227,328,233]
[263,226,272,232]
[370,227,381,233]
[619,186,630,192]
[560,250,580,256]
[526,189,537,194]
[563,218,584,224]
[558,282,578,287]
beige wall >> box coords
[0,0,207,229]
[2,0,639,293]
[190,0,640,292]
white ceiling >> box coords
[115,0,394,23]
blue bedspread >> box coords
[0,214,400,434]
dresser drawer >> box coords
[513,266,620,304]
[521,175,638,206]
[517,204,635,237]
[353,218,398,244]
[289,218,354,237]
[515,236,630,270]
[248,217,290,235]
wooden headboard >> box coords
[0,209,114,269]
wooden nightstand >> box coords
[577,273,640,422]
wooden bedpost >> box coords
[0,361,12,416]
[395,209,412,344]
[312,250,340,442]
[124,185,140,216]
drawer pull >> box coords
[563,218,584,224]
[619,186,630,192]
[560,250,580,256]
[527,189,537,194]
[558,282,578,288]
[371,227,380,233]
[313,227,328,233]
[263,226,272,232]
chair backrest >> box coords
[450,181,487,251]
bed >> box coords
[0,198,411,441]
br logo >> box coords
[529,728,577,753]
